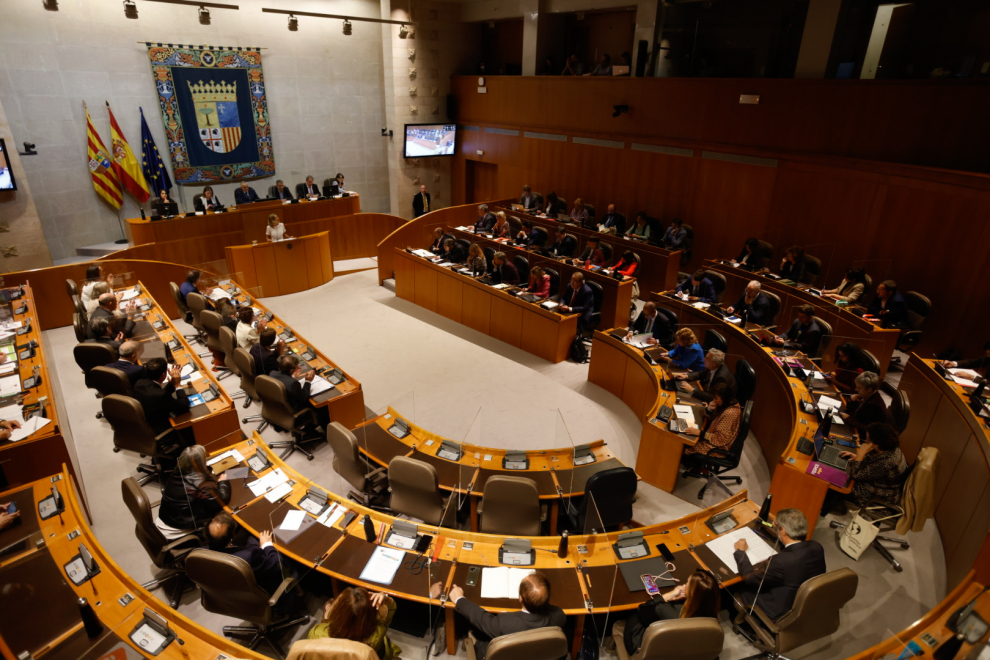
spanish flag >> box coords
[85,105,123,210]
[107,102,150,203]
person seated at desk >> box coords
[656,328,706,371]
[270,354,316,412]
[234,181,260,205]
[106,340,146,387]
[611,250,639,278]
[520,185,542,211]
[272,179,294,201]
[472,204,496,235]
[251,327,284,378]
[779,245,806,283]
[215,298,239,332]
[826,342,865,394]
[940,340,990,380]
[560,272,595,328]
[490,251,520,285]
[439,239,466,264]
[546,226,577,258]
[598,204,626,235]
[0,501,22,530]
[88,292,136,339]
[84,281,110,315]
[730,509,825,623]
[194,186,222,212]
[662,218,688,250]
[179,269,215,315]
[562,54,585,76]
[491,211,511,239]
[134,358,191,436]
[625,212,651,242]
[432,572,565,660]
[206,512,284,596]
[628,302,674,347]
[309,587,400,660]
[155,445,230,539]
[622,570,720,657]
[838,371,887,437]
[732,237,766,272]
[429,228,448,254]
[467,243,488,277]
[674,348,736,403]
[543,191,565,218]
[772,304,822,355]
[236,306,266,350]
[152,189,175,215]
[81,264,116,313]
[87,316,124,352]
[589,53,613,76]
[523,266,551,298]
[329,172,346,196]
[266,213,290,242]
[822,267,867,304]
[573,236,606,269]
[516,220,544,247]
[301,175,321,200]
[866,280,909,329]
[840,422,908,508]
[568,198,590,227]
[726,281,772,326]
[413,184,431,218]
[681,383,742,464]
[677,269,716,304]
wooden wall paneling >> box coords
[461,283,492,335]
[489,296,523,348]
[934,434,990,585]
[253,247,280,297]
[303,237,325,290]
[895,361,942,464]
[924,398,975,507]
[946,484,990,589]
[587,336,628,397]
[413,261,439,313]
[318,231,334,282]
[394,251,416,302]
[225,245,259,290]
[621,358,652,419]
[436,271,463,323]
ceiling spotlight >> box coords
[343,19,352,35]
[123,0,138,19]
[288,14,298,31]
[198,6,211,25]
[612,104,629,118]
[42,0,58,9]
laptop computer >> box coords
[813,422,849,470]
[511,204,524,211]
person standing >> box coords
[413,184,431,218]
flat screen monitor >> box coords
[403,123,456,158]
[0,139,16,191]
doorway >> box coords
[465,160,498,204]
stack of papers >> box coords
[207,288,232,301]
[947,368,979,388]
[411,249,434,258]
[703,526,777,569]
[0,375,21,398]
[8,416,52,441]
[298,374,334,396]
[491,283,510,290]
[359,546,404,585]
[0,361,18,375]
[248,468,289,497]
[207,449,245,466]
[279,509,308,531]
[817,396,845,424]
[119,286,141,301]
[316,503,347,528]
[673,404,699,429]
[692,302,711,310]
[481,567,534,599]
[627,332,653,349]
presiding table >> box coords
[224,231,335,296]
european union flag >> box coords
[140,107,172,197]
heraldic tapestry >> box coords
[146,44,274,183]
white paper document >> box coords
[0,362,17,375]
[628,333,653,348]
[119,286,141,301]
[0,403,21,421]
[207,288,233,301]
[8,416,52,441]
[264,482,292,503]
[299,375,334,396]
[207,449,245,466]
[481,567,534,600]
[948,369,979,388]
[817,396,843,411]
[248,468,289,496]
[411,249,434,258]
[673,404,699,429]
[359,546,405,585]
[0,375,20,397]
[704,526,777,571]
[280,509,308,531]
[317,503,347,528]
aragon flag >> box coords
[85,105,122,210]
[106,102,150,203]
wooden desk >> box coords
[394,249,579,363]
[126,194,361,246]
[446,227,636,330]
[224,231,335,296]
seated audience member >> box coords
[84,281,110,315]
[840,422,908,508]
[301,175,321,200]
[516,220,545,247]
[88,292,136,339]
[779,245,806,282]
[839,371,887,437]
[236,306,265,349]
[490,252,520,285]
[474,204,496,234]
[266,214,290,242]
[88,316,124,352]
[674,348,736,403]
[568,198,589,227]
[491,211,511,239]
[561,54,585,75]
[106,340,146,387]
[598,204,626,235]
[823,267,867,304]
[251,327,283,378]
[309,588,400,660]
[524,266,551,298]
[432,572,565,660]
[574,236,606,269]
[726,281,772,326]
[612,250,638,278]
[677,269,716,304]
[773,304,822,355]
[0,500,22,530]
[616,51,632,74]
[940,340,990,380]
[866,280,909,329]
[205,512,283,596]
[429,228,448,254]
[662,218,688,250]
[732,237,766,272]
[178,269,215,323]
[730,508,825,622]
[272,179,293,200]
[467,243,488,277]
[215,298,239,332]
[194,186,221,212]
[269,354,316,412]
[628,302,674,347]
[440,239,466,264]
[826,342,865,393]
[543,191,565,218]
[546,226,577,258]
[520,185,542,211]
[590,54,613,76]
[155,445,230,540]
[81,264,115,313]
[133,358,190,435]
[234,181,260,204]
[559,272,595,329]
[625,212,651,242]
[623,570,720,656]
[657,328,706,371]
[682,383,741,460]
[331,173,346,194]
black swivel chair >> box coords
[703,329,727,353]
[815,317,833,358]
[735,359,757,406]
[680,224,694,265]
[453,239,471,259]
[545,268,560,301]
[532,226,549,247]
[565,466,637,533]
[72,312,88,343]
[599,242,613,263]
[581,280,605,339]
[886,388,911,434]
[860,349,881,375]
[802,254,822,285]
[513,255,529,280]
[691,400,753,499]
[763,291,782,329]
[482,246,496,271]
[704,271,726,302]
[758,240,774,263]
[893,292,931,365]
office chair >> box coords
[579,280,605,340]
[74,342,117,377]
[478,475,542,536]
[185,549,309,660]
[600,242,613,263]
[388,456,457,528]
[657,307,678,342]
[218,326,246,399]
[295,182,309,199]
[532,226,549,247]
[892,291,931,365]
[735,568,858,660]
[513,255,530,280]
[802,254,821,285]
[327,422,388,508]
[86,366,131,419]
[680,224,694,265]
[563,234,579,257]
[545,268,560,301]
[757,240,774,263]
[121,477,199,608]
[885,387,910,433]
[287,639,378,660]
[72,312,88,343]
[703,329,727,353]
[815,317,833,358]
[233,347,262,412]
[453,238,471,260]
[566,466,637,532]
[859,349,881,375]
[185,292,211,352]
[72,294,87,319]
[466,627,568,660]
[703,270,726,302]
[483,246,496,271]
[689,400,753,499]
[102,394,183,486]
[584,202,597,221]
[612,618,723,660]
[255,375,320,460]
[65,278,78,299]
[199,310,231,377]
[170,281,201,343]
[735,359,757,405]
[507,215,522,237]
[763,291,782,330]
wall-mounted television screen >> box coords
[0,139,16,191]
[403,123,456,158]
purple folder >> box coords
[807,461,850,488]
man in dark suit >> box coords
[545,226,577,258]
[731,508,826,622]
[774,304,823,355]
[675,348,736,402]
[516,220,544,247]
[433,572,566,660]
[726,281,772,327]
[271,179,294,201]
[250,327,283,379]
[629,302,674,347]
[268,354,315,412]
[234,181,260,204]
[413,184,431,218]
[560,271,595,329]
[88,293,136,338]
[598,204,626,235]
[299,175,321,200]
[520,185,542,211]
[662,218,688,249]
[88,316,124,353]
[474,204,496,234]
[866,280,909,329]
[105,340,146,387]
[206,512,284,596]
[133,358,190,436]
[677,269,717,304]
[490,252,520,285]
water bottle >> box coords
[557,531,569,558]
[78,597,104,638]
[363,515,376,542]
[758,493,773,523]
